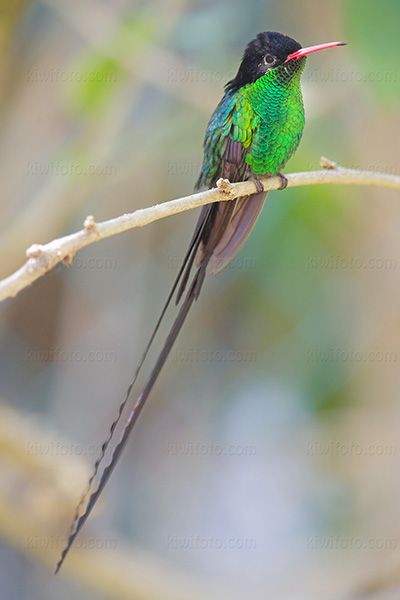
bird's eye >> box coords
[264,54,275,65]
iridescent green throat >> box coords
[240,58,306,175]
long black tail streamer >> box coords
[55,206,212,573]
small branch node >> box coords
[216,178,236,197]
[63,254,75,265]
[27,255,48,272]
[26,244,45,259]
[320,156,338,170]
[84,215,97,232]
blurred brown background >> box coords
[0,1,399,599]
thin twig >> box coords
[0,160,399,303]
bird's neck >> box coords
[243,60,306,112]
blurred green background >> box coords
[0,1,399,599]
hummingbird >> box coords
[56,32,346,571]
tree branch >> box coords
[1,159,399,303]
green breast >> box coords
[239,60,306,175]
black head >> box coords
[226,32,302,92]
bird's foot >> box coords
[249,175,264,193]
[277,172,288,190]
[249,173,288,193]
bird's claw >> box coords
[250,173,287,193]
[249,176,264,193]
[277,172,288,190]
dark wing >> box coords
[194,91,267,274]
[200,191,266,274]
